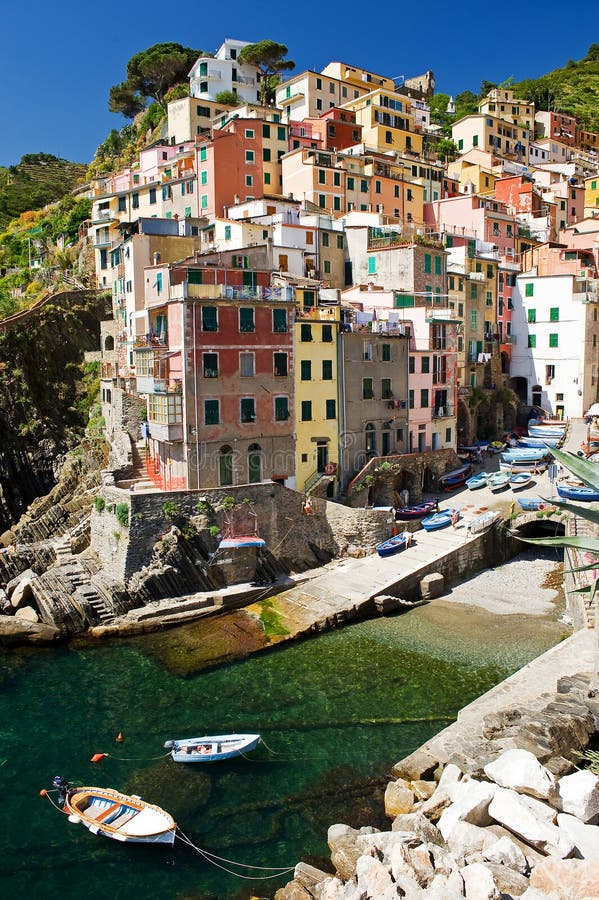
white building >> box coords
[510,269,599,417]
[189,39,260,105]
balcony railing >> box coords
[432,406,455,418]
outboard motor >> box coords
[163,741,175,750]
[52,775,70,803]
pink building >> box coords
[425,195,518,260]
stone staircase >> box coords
[128,442,159,491]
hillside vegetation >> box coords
[0,153,87,230]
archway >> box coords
[510,376,528,405]
[104,335,115,351]
[219,445,234,486]
[531,385,542,409]
[248,443,262,483]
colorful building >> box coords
[189,39,261,105]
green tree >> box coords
[238,40,295,106]
[454,90,479,119]
[436,138,459,161]
[109,43,205,116]
[215,90,242,106]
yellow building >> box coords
[321,61,396,93]
[584,174,599,215]
[341,89,423,157]
[479,89,535,129]
[294,293,340,494]
[447,151,498,196]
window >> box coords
[239,307,255,332]
[149,188,156,204]
[300,323,312,342]
[277,126,286,141]
[300,360,312,381]
[549,333,558,348]
[435,256,442,275]
[239,352,254,376]
[486,291,493,306]
[322,323,333,342]
[201,194,208,209]
[360,179,368,192]
[363,378,374,399]
[550,307,559,322]
[274,396,289,421]
[545,364,555,384]
[202,306,218,331]
[272,309,287,332]
[362,341,373,361]
[381,378,392,399]
[156,272,163,294]
[408,356,415,374]
[347,177,354,190]
[367,256,376,275]
[245,129,255,139]
[245,175,253,187]
[326,399,336,419]
[318,170,326,184]
[409,389,414,409]
[421,356,430,374]
[318,194,326,208]
[301,400,312,421]
[199,147,207,163]
[240,398,256,423]
[224,224,231,240]
[420,388,429,408]
[322,232,329,247]
[322,359,333,380]
[471,309,477,330]
[528,334,536,348]
[262,123,271,138]
[375,180,381,194]
[525,283,534,297]
[527,309,536,323]
[204,399,219,425]
[201,170,208,185]
[470,284,478,300]
[274,352,288,376]
[263,148,271,162]
[118,196,126,212]
[323,259,331,273]
[203,352,218,378]
[382,343,391,361]
[424,254,431,274]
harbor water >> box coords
[1,551,566,899]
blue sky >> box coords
[0,0,595,167]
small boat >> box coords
[556,484,599,502]
[421,509,459,531]
[508,472,532,490]
[164,733,261,763]
[527,424,566,438]
[488,441,506,454]
[438,464,472,491]
[499,460,548,474]
[517,436,562,448]
[501,448,549,464]
[376,531,413,558]
[466,473,488,490]
[467,510,499,534]
[528,417,566,427]
[52,778,176,845]
[488,472,510,493]
[395,499,438,520]
[518,497,550,511]
[217,536,266,549]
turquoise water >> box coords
[0,597,564,900]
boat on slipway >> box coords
[487,472,510,493]
[508,472,533,491]
[376,531,413,558]
[49,778,176,845]
[466,473,488,491]
[421,509,459,531]
[438,465,472,491]
[395,499,438,520]
[557,483,599,502]
[467,510,499,534]
[518,497,552,512]
[165,733,262,763]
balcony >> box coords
[484,332,500,342]
[91,209,117,224]
[468,271,486,282]
[279,90,305,106]
[432,406,455,418]
[235,74,255,86]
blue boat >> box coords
[438,464,472,491]
[509,472,532,490]
[557,484,599,502]
[395,499,438,520]
[527,425,566,439]
[421,509,459,531]
[376,531,413,558]
[466,473,488,490]
[165,733,261,763]
[488,472,510,492]
[517,436,562,448]
[501,448,549,464]
[518,497,549,511]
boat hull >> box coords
[438,465,472,490]
[421,510,458,531]
[65,787,176,845]
[376,532,412,558]
[509,474,532,490]
[166,733,261,763]
[466,475,487,490]
[518,498,549,511]
[557,484,599,502]
[488,474,510,492]
[395,500,438,519]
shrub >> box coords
[115,503,129,527]
[162,500,177,519]
[221,495,236,510]
[94,496,106,512]
[209,525,220,537]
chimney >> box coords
[153,252,161,265]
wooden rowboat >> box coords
[164,733,261,763]
[422,509,459,531]
[376,531,413,558]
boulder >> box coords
[408,843,435,887]
[445,821,496,865]
[0,615,59,645]
[485,824,545,870]
[482,835,528,874]
[14,606,39,623]
[411,779,437,801]
[355,855,394,897]
[8,569,36,609]
[423,873,465,899]
[393,869,426,899]
[437,763,463,791]
[488,787,574,857]
[385,778,415,817]
[437,780,497,839]
[484,862,530,896]
[357,829,419,865]
[392,812,445,846]
[556,812,599,860]
[274,881,313,899]
[419,785,453,821]
[328,824,372,881]
[392,748,440,782]
[483,749,555,799]
[461,862,499,900]
[550,769,599,823]
[420,572,445,600]
[530,858,599,899]
[294,862,331,895]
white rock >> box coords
[437,763,463,791]
[484,749,555,800]
[394,870,426,898]
[488,787,574,858]
[357,829,417,864]
[518,890,560,900]
[556,812,599,860]
[445,821,496,865]
[519,793,558,824]
[317,876,363,900]
[355,854,394,897]
[437,781,497,839]
[422,873,465,898]
[461,862,499,900]
[553,769,599,823]
[15,606,39,622]
[482,834,528,874]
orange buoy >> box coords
[116,732,124,743]
[39,789,48,797]
[91,753,108,763]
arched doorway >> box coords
[219,445,234,486]
[365,423,376,457]
[510,376,528,405]
[104,335,115,351]
[248,443,262,483]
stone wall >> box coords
[347,448,462,508]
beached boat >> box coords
[517,497,550,512]
[557,484,599,502]
[164,733,261,763]
[467,510,499,534]
[488,441,506,454]
[421,509,459,531]
[501,448,549,464]
[52,778,176,845]
[527,424,566,439]
[466,473,488,490]
[517,436,562,449]
[508,472,533,490]
[528,417,566,428]
[499,460,548,474]
[395,499,438,520]
[438,464,472,491]
[218,536,266,549]
[488,472,510,493]
[376,531,413,558]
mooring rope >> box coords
[91,751,172,762]
[176,828,296,880]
